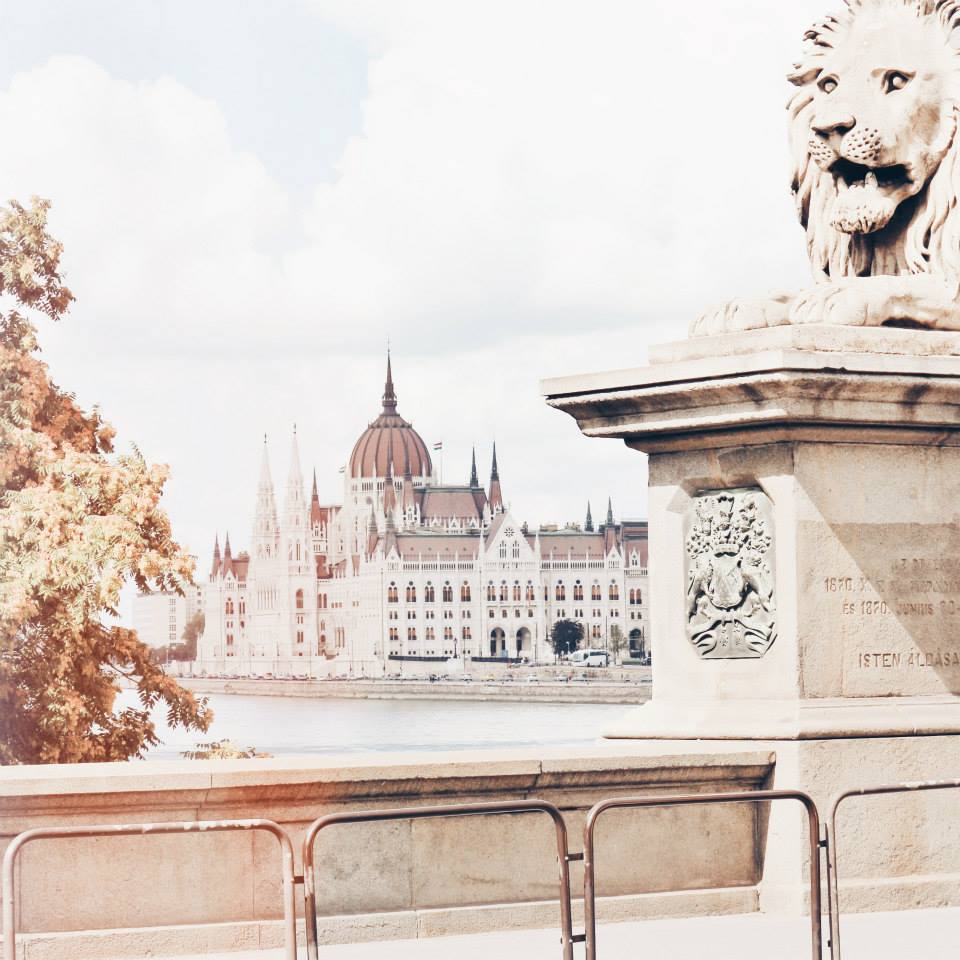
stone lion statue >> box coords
[692,0,960,337]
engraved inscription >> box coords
[807,535,960,695]
[684,489,776,660]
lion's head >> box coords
[790,0,960,280]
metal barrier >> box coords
[825,779,960,960]
[301,799,579,960]
[582,789,824,960]
[1,819,298,960]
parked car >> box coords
[569,649,610,667]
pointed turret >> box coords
[469,447,479,487]
[383,435,398,530]
[210,533,222,579]
[585,502,594,532]
[606,497,614,526]
[222,531,234,577]
[382,349,398,414]
[251,435,280,562]
[401,443,415,516]
[281,425,311,573]
[488,442,503,514]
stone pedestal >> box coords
[543,325,960,913]
[545,324,960,739]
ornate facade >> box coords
[194,357,649,676]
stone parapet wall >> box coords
[0,745,773,956]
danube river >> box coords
[134,692,629,760]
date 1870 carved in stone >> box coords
[685,491,777,659]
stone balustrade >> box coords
[0,745,773,958]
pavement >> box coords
[168,906,959,959]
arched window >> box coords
[424,582,435,603]
[609,582,620,601]
[406,582,417,603]
[388,583,398,603]
[443,582,453,603]
[499,581,509,602]
[295,589,304,610]
[635,588,642,604]
[388,627,398,642]
[444,626,453,641]
[487,582,496,602]
[574,581,584,601]
[407,627,417,642]
[512,583,521,602]
[556,583,566,601]
[591,582,601,601]
[499,542,508,559]
[525,582,535,603]
[225,598,234,615]
[629,588,635,605]
[461,582,472,602]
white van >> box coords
[568,648,609,667]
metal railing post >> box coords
[582,789,823,960]
[1,819,298,960]
[301,799,576,960]
[826,778,960,960]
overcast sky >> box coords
[1,0,829,617]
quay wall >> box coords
[178,675,651,705]
[0,745,771,958]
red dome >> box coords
[348,356,434,480]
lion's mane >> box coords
[788,0,960,282]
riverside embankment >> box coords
[178,674,651,705]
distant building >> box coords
[194,356,649,676]
[132,586,202,649]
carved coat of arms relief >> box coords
[684,490,777,659]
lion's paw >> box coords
[690,297,791,338]
[788,282,875,326]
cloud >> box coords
[0,3,834,622]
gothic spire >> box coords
[382,348,397,414]
[585,501,594,532]
[251,436,280,562]
[224,531,232,559]
[488,442,503,513]
[210,533,221,578]
[606,497,614,526]
[311,468,319,501]
[469,446,479,487]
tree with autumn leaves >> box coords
[0,198,211,763]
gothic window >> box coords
[499,542,507,559]
[461,582,471,602]
[225,599,234,615]
[462,626,471,640]
[407,627,417,642]
[512,543,520,559]
[295,589,304,610]
[544,584,549,602]
[426,627,435,641]
[487,582,496,602]
[556,583,566,602]
[592,582,602,602]
[443,582,453,603]
[629,588,635,605]
[296,630,304,644]
[388,583,398,603]
[226,633,234,646]
[406,583,417,603]
[609,583,620,601]
[574,581,584,601]
[499,581,508,602]
[635,588,642,604]
[512,583,521,602]
[424,582,435,603]
[318,592,328,609]
[444,626,453,641]
[239,599,245,614]
[525,582,535,603]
